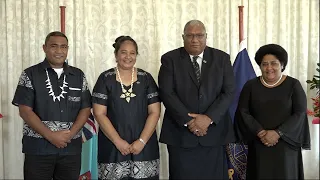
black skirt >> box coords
[246,139,304,179]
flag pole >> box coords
[238,5,244,44]
[59,2,67,64]
[226,2,255,180]
[60,5,66,34]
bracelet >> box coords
[139,138,146,145]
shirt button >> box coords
[61,110,63,112]
[199,94,203,98]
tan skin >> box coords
[43,36,69,68]
[260,54,284,85]
[182,22,211,137]
[93,40,161,155]
[19,36,91,148]
[257,54,284,147]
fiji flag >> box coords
[79,113,98,180]
[226,41,256,180]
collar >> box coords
[189,51,204,60]
[41,58,75,75]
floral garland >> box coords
[306,63,319,124]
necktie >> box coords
[192,56,200,83]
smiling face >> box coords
[182,23,207,56]
[260,54,283,83]
[43,36,68,68]
[115,40,137,70]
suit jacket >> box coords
[158,46,236,148]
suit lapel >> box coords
[180,48,199,87]
[200,47,213,83]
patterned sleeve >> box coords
[146,72,160,105]
[92,72,109,106]
[80,73,92,109]
[12,70,35,108]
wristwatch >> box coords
[275,129,283,137]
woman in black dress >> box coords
[235,44,311,179]
[92,36,161,179]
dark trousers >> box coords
[24,154,81,180]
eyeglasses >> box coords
[183,33,206,40]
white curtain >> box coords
[0,0,318,179]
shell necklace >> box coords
[45,69,68,102]
[261,74,283,87]
[116,67,136,103]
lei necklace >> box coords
[45,69,68,102]
[115,67,136,103]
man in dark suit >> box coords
[159,20,235,179]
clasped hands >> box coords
[115,138,145,156]
[47,130,72,148]
[257,130,280,147]
[187,113,212,137]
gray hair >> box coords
[183,20,206,34]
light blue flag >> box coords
[79,114,98,180]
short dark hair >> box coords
[254,44,288,72]
[113,36,139,55]
[45,31,68,45]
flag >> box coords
[79,113,98,180]
[226,41,256,180]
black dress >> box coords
[235,76,311,180]
[92,68,160,180]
